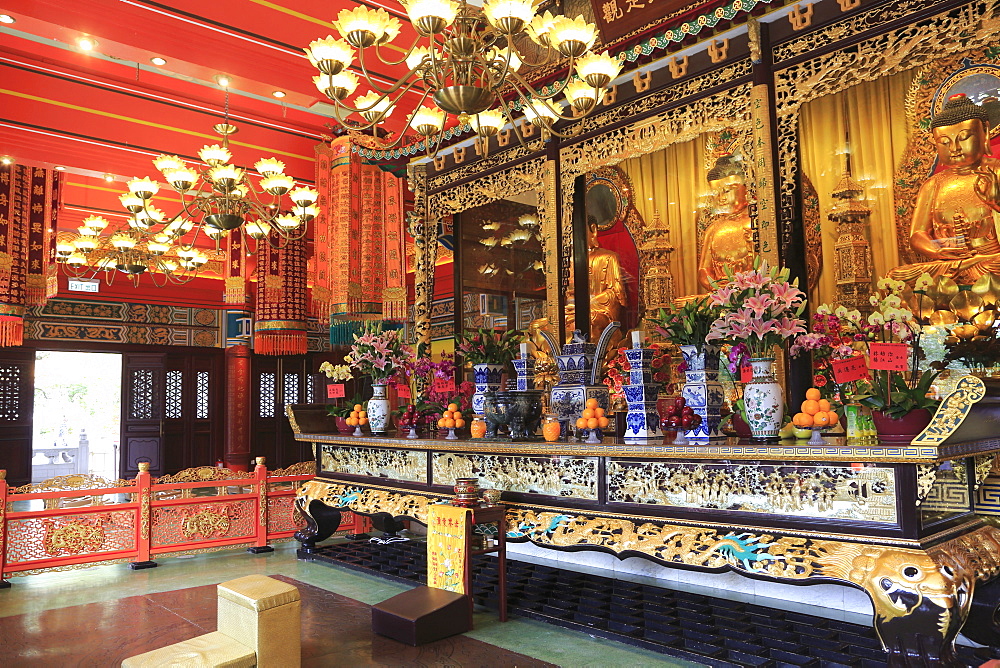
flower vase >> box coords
[622,346,662,442]
[743,357,783,441]
[472,363,505,415]
[679,344,725,442]
[367,382,390,435]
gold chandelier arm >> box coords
[505,38,559,70]
[323,75,428,123]
[371,33,431,69]
[493,94,529,148]
[355,47,432,98]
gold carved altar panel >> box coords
[432,453,598,500]
[319,445,428,484]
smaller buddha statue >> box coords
[888,93,1000,288]
[697,154,756,292]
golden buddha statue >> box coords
[530,218,627,347]
[888,93,1000,287]
[697,154,756,292]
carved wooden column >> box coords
[225,343,251,471]
[408,164,436,363]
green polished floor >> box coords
[0,540,701,667]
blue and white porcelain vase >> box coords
[472,363,505,415]
[743,357,783,441]
[622,345,662,442]
[367,382,390,435]
[512,356,536,391]
[679,344,725,442]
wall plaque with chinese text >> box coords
[590,0,704,45]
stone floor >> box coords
[0,541,699,667]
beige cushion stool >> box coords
[122,575,301,668]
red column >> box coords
[225,344,251,471]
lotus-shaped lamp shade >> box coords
[260,174,294,195]
[111,233,136,250]
[354,91,395,122]
[254,158,285,176]
[299,205,318,222]
[146,239,170,255]
[67,253,86,268]
[162,167,197,191]
[244,219,272,239]
[153,154,185,173]
[564,79,599,113]
[81,215,109,231]
[548,15,597,58]
[473,109,505,136]
[305,36,355,75]
[198,144,232,164]
[574,52,622,89]
[56,241,75,256]
[526,11,558,46]
[290,187,318,207]
[275,213,302,229]
[335,7,400,47]
[410,106,446,135]
[314,71,359,100]
[482,0,535,34]
[119,193,144,212]
[72,235,97,252]
[490,47,522,72]
[523,99,560,126]
[401,0,458,35]
[405,46,434,72]
[127,177,159,199]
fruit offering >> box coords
[660,397,703,432]
[791,388,837,436]
[346,404,368,430]
[398,404,419,429]
[437,403,466,431]
[574,398,610,432]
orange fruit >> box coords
[813,412,831,427]
[587,417,599,429]
[447,403,459,412]
[350,411,359,419]
[818,399,831,412]
[353,404,363,411]
[454,418,466,429]
[586,398,599,409]
[792,412,813,428]
[358,410,367,419]
[801,399,819,416]
[594,407,605,418]
[359,417,368,425]
[347,417,358,426]
[597,416,610,428]
[452,411,462,421]
[444,418,456,428]
[576,417,588,429]
[582,408,594,420]
[805,388,821,401]
[437,418,447,428]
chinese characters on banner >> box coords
[590,0,696,44]
[830,356,869,384]
[432,377,457,394]
[868,343,909,371]
[426,504,470,594]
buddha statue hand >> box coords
[974,165,1000,212]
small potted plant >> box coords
[328,393,365,434]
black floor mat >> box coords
[304,538,1000,668]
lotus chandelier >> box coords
[305,0,623,155]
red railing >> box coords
[0,459,353,581]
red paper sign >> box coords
[830,355,869,384]
[326,383,345,399]
[431,377,456,394]
[396,384,412,399]
[739,363,752,384]
[868,342,909,371]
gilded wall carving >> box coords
[432,453,598,499]
[607,461,896,522]
[320,444,428,484]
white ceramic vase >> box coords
[367,382,390,435]
[742,357,783,441]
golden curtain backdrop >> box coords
[621,136,710,299]
[799,69,918,306]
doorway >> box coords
[32,351,122,483]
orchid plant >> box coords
[344,321,412,383]
[706,259,807,358]
[790,305,866,396]
[318,361,353,382]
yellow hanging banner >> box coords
[426,504,470,594]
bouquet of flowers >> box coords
[456,327,524,366]
[345,322,412,383]
[706,259,807,357]
[603,341,672,406]
[852,277,940,419]
[650,297,720,347]
[318,361,353,382]
[790,305,866,396]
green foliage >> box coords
[326,393,366,418]
[648,297,719,347]
[455,328,524,366]
[854,369,940,420]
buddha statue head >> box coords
[707,154,749,214]
[931,93,992,170]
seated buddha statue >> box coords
[888,93,1000,286]
[697,154,756,292]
